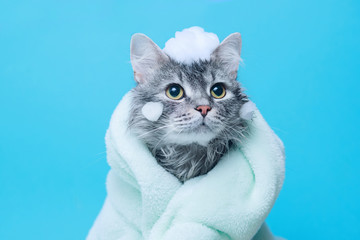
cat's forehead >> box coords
[158,60,219,87]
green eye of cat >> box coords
[210,83,226,99]
[166,84,184,100]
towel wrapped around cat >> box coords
[86,91,285,240]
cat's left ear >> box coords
[211,33,242,78]
[130,33,169,84]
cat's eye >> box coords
[166,84,184,100]
[210,83,226,99]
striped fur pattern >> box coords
[129,58,249,182]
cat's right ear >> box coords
[130,33,169,84]
[210,33,242,79]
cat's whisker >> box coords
[220,127,245,145]
[174,118,202,128]
[137,124,172,138]
[174,113,191,120]
[173,115,194,122]
[226,125,246,137]
[209,118,222,124]
[151,128,176,154]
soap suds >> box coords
[163,26,220,64]
[142,102,164,122]
[240,101,257,120]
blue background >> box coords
[1,0,359,239]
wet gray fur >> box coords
[128,33,248,182]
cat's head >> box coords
[128,33,247,148]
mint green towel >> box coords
[87,92,285,240]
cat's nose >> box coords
[195,105,212,117]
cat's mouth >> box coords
[182,118,213,133]
[198,120,212,130]
[166,119,218,145]
[191,125,210,135]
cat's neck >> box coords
[148,139,234,182]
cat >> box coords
[128,33,249,182]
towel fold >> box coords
[87,92,285,240]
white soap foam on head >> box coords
[163,26,220,64]
[141,102,164,122]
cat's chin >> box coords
[166,130,216,146]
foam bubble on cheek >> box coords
[141,102,164,122]
[240,101,257,120]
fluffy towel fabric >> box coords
[87,92,285,240]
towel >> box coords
[87,91,285,240]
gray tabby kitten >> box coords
[128,33,249,182]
